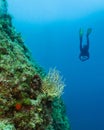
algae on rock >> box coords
[0,0,70,129]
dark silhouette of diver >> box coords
[79,28,92,62]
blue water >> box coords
[9,5,104,130]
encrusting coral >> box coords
[0,0,70,129]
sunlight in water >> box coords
[7,0,104,22]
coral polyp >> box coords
[15,103,22,111]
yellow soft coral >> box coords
[41,68,65,98]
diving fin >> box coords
[87,28,92,36]
[79,28,84,37]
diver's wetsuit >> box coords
[79,32,90,62]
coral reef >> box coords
[0,1,70,130]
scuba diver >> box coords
[79,28,92,62]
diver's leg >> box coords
[86,35,89,50]
[79,28,83,51]
[86,28,92,50]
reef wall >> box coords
[0,0,7,16]
[0,0,70,129]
